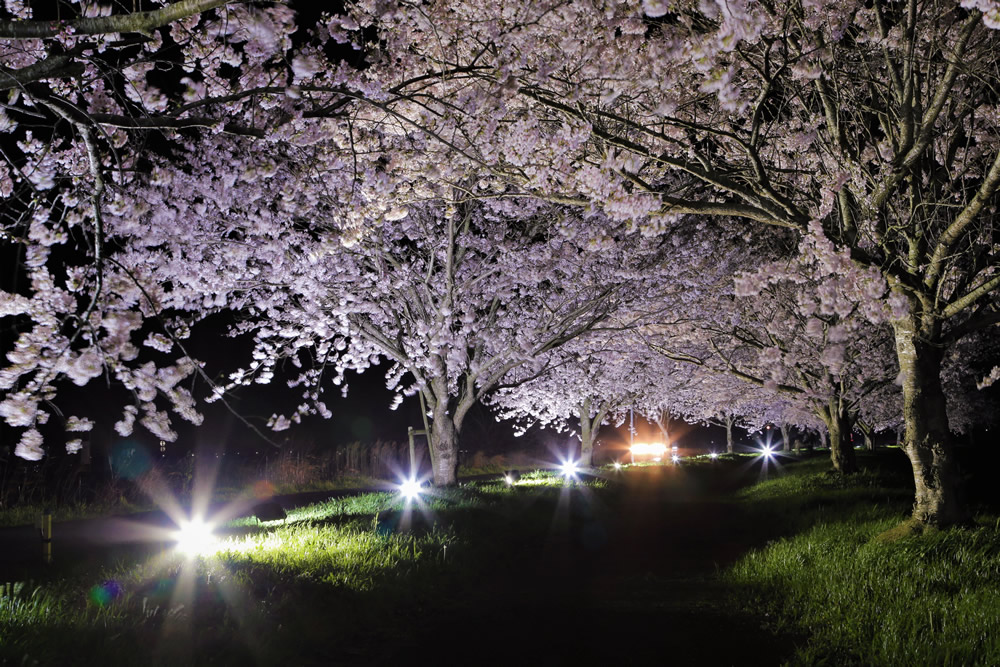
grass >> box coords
[0,470,603,665]
[8,453,999,665]
[726,450,1000,666]
[0,497,147,528]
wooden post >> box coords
[40,510,52,564]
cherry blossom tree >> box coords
[5,0,1000,530]
[178,201,661,485]
[332,0,1000,528]
[0,0,321,455]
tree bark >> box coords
[780,423,791,453]
[820,399,858,473]
[725,413,734,454]
[579,400,594,467]
[858,421,876,451]
[423,377,471,487]
[577,399,608,467]
[429,411,459,486]
[893,315,970,527]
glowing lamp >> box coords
[709,452,719,460]
[504,474,513,485]
[761,445,774,458]
[174,517,216,557]
[560,460,579,477]
[671,454,680,463]
[399,477,422,501]
[613,462,622,470]
[630,443,667,457]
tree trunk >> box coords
[893,316,969,527]
[577,399,608,467]
[579,401,595,467]
[858,422,876,451]
[821,399,858,474]
[780,423,791,453]
[655,412,671,444]
[724,414,734,454]
[430,413,459,486]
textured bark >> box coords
[0,0,231,39]
[579,412,595,467]
[430,413,459,486]
[424,378,472,487]
[894,316,969,527]
[577,399,607,467]
[780,423,791,452]
[725,414,734,454]
[821,399,858,474]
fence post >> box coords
[39,509,52,564]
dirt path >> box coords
[395,465,799,666]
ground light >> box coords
[709,452,719,460]
[173,516,217,557]
[760,445,775,459]
[398,477,422,501]
[613,461,622,470]
[560,460,579,478]
[630,442,667,460]
[671,454,680,463]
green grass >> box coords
[0,498,147,528]
[726,451,1000,666]
[0,476,380,528]
[0,471,599,665]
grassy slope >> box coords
[726,450,1000,666]
[0,472,600,665]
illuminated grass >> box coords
[726,452,1000,666]
[0,473,609,664]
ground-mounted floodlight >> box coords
[560,460,579,478]
[173,517,217,557]
[671,454,680,463]
[613,461,622,470]
[398,477,422,501]
[760,445,775,459]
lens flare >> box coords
[709,452,719,460]
[613,461,622,470]
[173,517,216,557]
[671,454,680,463]
[630,442,667,457]
[560,460,579,477]
[398,477,421,501]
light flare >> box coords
[398,477,422,501]
[630,442,667,457]
[173,516,217,557]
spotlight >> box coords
[671,454,680,463]
[173,517,216,557]
[709,452,719,460]
[560,460,579,477]
[761,445,774,458]
[613,461,622,470]
[398,477,421,501]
